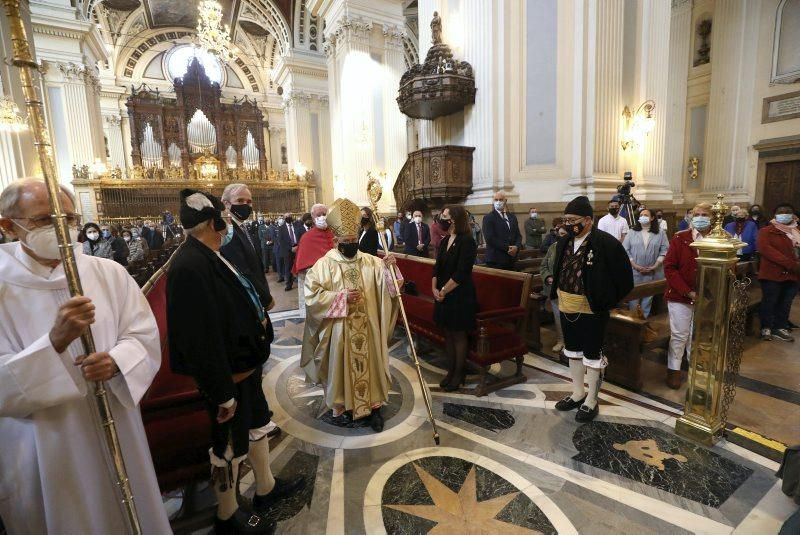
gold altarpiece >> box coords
[72,58,314,222]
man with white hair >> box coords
[0,179,169,534]
[292,203,335,318]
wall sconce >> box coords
[621,100,656,151]
[688,156,699,180]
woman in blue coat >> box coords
[724,211,758,261]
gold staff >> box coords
[367,174,440,445]
[2,2,142,533]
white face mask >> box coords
[414,216,422,224]
[406,213,412,220]
[86,231,99,241]
[15,223,79,261]
[638,216,651,226]
[493,200,505,211]
[314,215,328,229]
[277,218,285,226]
[530,212,537,219]
[123,236,131,242]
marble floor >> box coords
[178,308,796,534]
[536,299,800,448]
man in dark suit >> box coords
[402,210,431,256]
[144,219,164,250]
[482,191,522,269]
[220,184,273,312]
[277,212,301,290]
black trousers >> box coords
[485,260,514,270]
[760,280,799,330]
[280,253,294,285]
[561,311,610,360]
[206,367,270,458]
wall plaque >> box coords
[762,90,800,123]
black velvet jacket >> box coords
[167,236,274,405]
[220,222,272,309]
[549,227,634,313]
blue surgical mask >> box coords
[221,224,233,246]
[493,201,505,211]
[101,230,111,239]
[638,216,650,226]
[776,214,794,225]
[692,216,711,231]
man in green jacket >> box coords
[525,207,546,249]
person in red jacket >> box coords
[757,203,800,342]
[663,202,713,389]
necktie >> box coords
[502,212,510,229]
[289,224,296,245]
[417,224,422,241]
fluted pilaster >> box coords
[382,25,409,212]
[703,0,745,191]
[664,0,692,200]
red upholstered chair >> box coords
[394,254,532,396]
[141,269,211,494]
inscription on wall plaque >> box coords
[762,90,800,123]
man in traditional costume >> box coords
[301,198,401,432]
[549,196,633,422]
[167,189,303,534]
[292,203,335,318]
[0,179,170,534]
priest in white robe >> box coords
[0,179,169,535]
[301,198,401,432]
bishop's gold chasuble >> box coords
[301,249,400,419]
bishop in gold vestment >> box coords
[300,199,400,432]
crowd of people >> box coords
[0,176,798,534]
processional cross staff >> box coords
[2,1,142,533]
[366,173,440,446]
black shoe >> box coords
[575,403,599,423]
[284,286,293,291]
[277,278,285,283]
[252,476,307,515]
[773,328,795,342]
[555,395,586,411]
[442,375,465,392]
[369,407,385,432]
[439,373,453,388]
[328,411,352,426]
[266,426,281,439]
[214,509,275,534]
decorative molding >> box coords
[283,90,312,109]
[105,115,122,126]
[671,0,692,8]
[328,16,373,52]
[383,25,406,50]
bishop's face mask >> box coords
[338,242,359,258]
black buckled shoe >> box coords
[575,403,599,423]
[555,395,586,411]
[266,426,281,439]
[252,475,307,515]
[214,509,276,534]
[369,406,385,432]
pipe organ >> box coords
[72,58,314,221]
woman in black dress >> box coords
[359,206,380,256]
[432,205,478,391]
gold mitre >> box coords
[327,198,361,238]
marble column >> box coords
[588,0,625,199]
[268,126,283,170]
[381,25,408,212]
[702,0,754,201]
[318,96,334,204]
[104,115,126,172]
[664,0,692,203]
[636,0,674,201]
[283,90,313,173]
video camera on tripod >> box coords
[616,171,640,227]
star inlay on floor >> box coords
[272,318,306,345]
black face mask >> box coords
[285,216,293,224]
[338,243,359,258]
[608,208,619,216]
[439,219,452,230]
[230,204,252,221]
[361,216,370,226]
[565,220,585,237]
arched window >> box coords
[166,45,224,85]
[773,0,800,83]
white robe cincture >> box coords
[0,242,170,535]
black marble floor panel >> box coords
[442,402,516,432]
[256,450,319,523]
[571,422,753,507]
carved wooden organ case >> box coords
[126,58,268,178]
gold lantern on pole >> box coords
[675,194,749,446]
